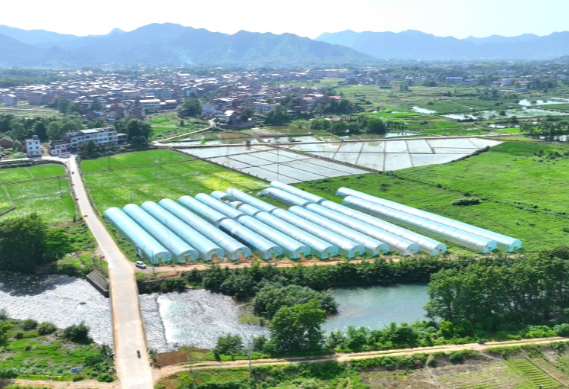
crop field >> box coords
[505,359,561,388]
[0,178,76,223]
[295,141,569,252]
[80,150,191,173]
[0,164,66,183]
[84,158,267,213]
[0,102,60,118]
[149,112,209,140]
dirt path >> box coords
[152,337,566,382]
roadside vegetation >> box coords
[0,310,115,382]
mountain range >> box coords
[316,30,569,60]
[2,24,569,68]
[0,23,375,68]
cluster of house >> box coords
[0,134,41,159]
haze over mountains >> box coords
[316,30,569,60]
[0,23,374,68]
[1,23,569,68]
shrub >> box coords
[22,319,37,331]
[14,332,24,339]
[451,197,481,206]
[449,351,464,363]
[97,373,114,383]
[63,322,91,343]
[0,309,8,321]
[37,322,57,335]
[426,355,437,367]
[213,334,244,355]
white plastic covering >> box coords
[304,203,419,256]
[231,202,338,259]
[104,207,171,265]
[226,188,277,213]
[178,195,228,226]
[289,206,389,256]
[269,181,326,204]
[123,204,199,263]
[199,194,310,259]
[190,195,283,260]
[141,201,224,261]
[344,196,497,253]
[271,209,365,258]
[159,198,251,260]
[258,188,311,207]
[336,187,521,252]
[320,200,445,255]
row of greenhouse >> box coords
[103,181,521,265]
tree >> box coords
[180,99,202,117]
[11,140,22,151]
[87,119,105,129]
[90,99,103,112]
[0,213,47,273]
[253,284,338,319]
[115,118,152,146]
[43,229,72,261]
[60,116,82,134]
[330,121,348,135]
[33,120,48,141]
[66,103,83,115]
[269,300,326,353]
[367,118,387,135]
[63,322,91,343]
[10,122,29,141]
[80,140,97,156]
[264,105,290,126]
[0,321,13,347]
[213,334,244,355]
[47,121,65,141]
[240,107,254,122]
[37,322,57,335]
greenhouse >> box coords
[103,207,172,265]
[187,195,283,260]
[257,188,311,207]
[226,188,278,213]
[288,206,389,256]
[123,204,199,263]
[159,198,251,260]
[336,187,521,252]
[320,200,445,255]
[304,203,420,256]
[197,195,310,259]
[269,181,325,204]
[344,196,497,253]
[141,201,224,261]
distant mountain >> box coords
[316,30,569,60]
[464,34,540,45]
[0,23,376,67]
[0,25,78,47]
[0,33,42,66]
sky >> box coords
[1,0,567,39]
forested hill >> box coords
[316,30,569,60]
[0,23,377,68]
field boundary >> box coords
[81,159,193,175]
[0,174,68,186]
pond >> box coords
[140,284,429,351]
[412,106,437,114]
[443,108,569,121]
[0,272,113,345]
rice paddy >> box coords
[0,164,66,183]
[80,150,191,173]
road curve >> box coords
[66,156,153,389]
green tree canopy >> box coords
[253,283,338,319]
[264,105,290,126]
[180,98,202,117]
[367,118,388,135]
[269,300,326,353]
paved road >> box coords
[66,156,153,389]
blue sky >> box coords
[1,0,566,39]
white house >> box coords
[25,135,41,157]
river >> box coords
[0,271,429,352]
[140,284,429,352]
[0,271,113,345]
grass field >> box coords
[80,150,191,173]
[149,112,209,140]
[0,164,66,183]
[0,178,76,223]
[84,158,267,213]
[0,102,60,118]
[295,141,569,253]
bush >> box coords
[63,322,91,343]
[37,322,57,335]
[15,332,24,339]
[0,309,8,321]
[22,319,38,331]
[214,334,244,356]
[449,351,465,363]
[555,323,569,337]
[97,373,114,383]
[451,197,481,206]
[426,355,437,367]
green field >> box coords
[149,112,209,140]
[0,178,76,223]
[84,158,267,213]
[0,164,66,183]
[80,150,191,173]
[295,141,569,253]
